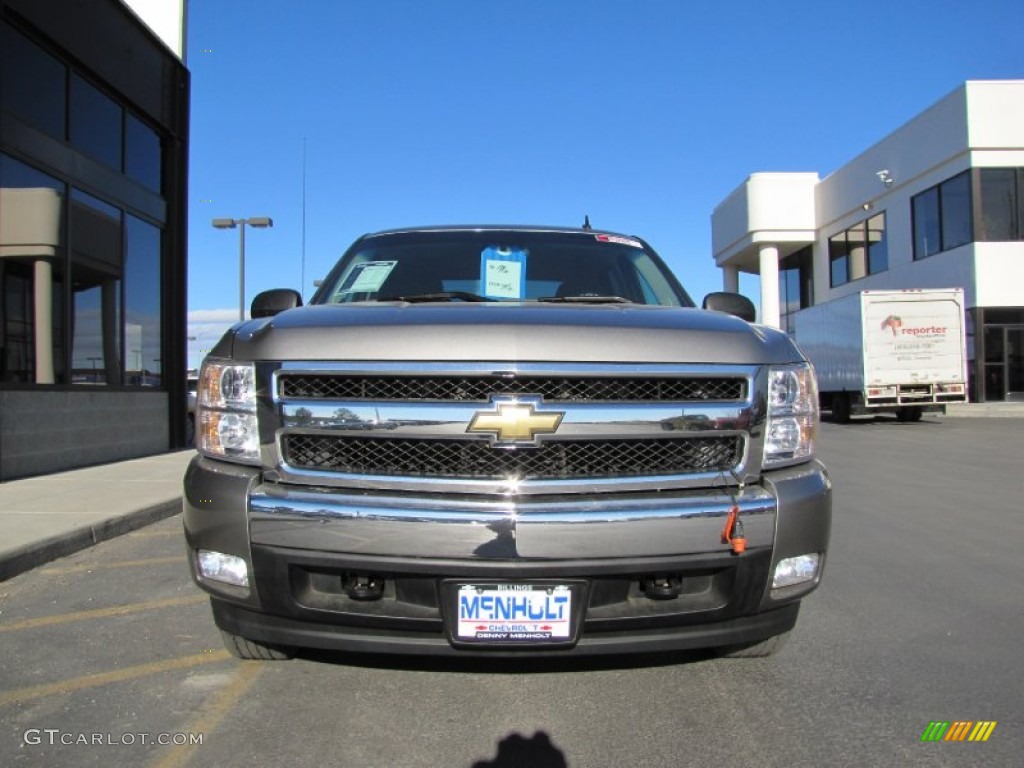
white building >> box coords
[712,80,1024,403]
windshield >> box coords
[312,230,694,307]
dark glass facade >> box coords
[0,0,189,478]
[779,246,813,334]
[977,168,1024,242]
[908,168,1024,402]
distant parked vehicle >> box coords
[793,288,968,422]
[186,373,198,445]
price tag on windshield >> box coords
[480,246,527,299]
[337,261,397,296]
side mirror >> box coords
[702,292,756,323]
[251,288,303,318]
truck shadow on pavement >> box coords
[293,646,716,674]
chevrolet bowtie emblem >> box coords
[467,399,564,446]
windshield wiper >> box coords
[379,291,496,303]
[538,295,634,304]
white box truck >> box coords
[793,289,968,422]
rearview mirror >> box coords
[251,288,303,318]
[702,292,756,323]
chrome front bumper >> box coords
[184,455,829,592]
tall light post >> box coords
[211,216,273,321]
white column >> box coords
[34,260,55,384]
[758,244,781,328]
[722,266,739,293]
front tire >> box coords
[219,629,294,660]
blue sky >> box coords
[185,0,1022,366]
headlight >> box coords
[764,363,818,467]
[197,359,260,462]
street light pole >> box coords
[212,216,273,322]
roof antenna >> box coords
[582,215,592,231]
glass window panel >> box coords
[70,74,123,170]
[0,22,66,138]
[71,189,122,385]
[913,187,940,259]
[0,154,67,383]
[940,171,972,250]
[846,222,867,281]
[985,308,1024,324]
[829,233,848,286]
[977,168,1018,241]
[867,213,888,274]
[125,113,162,192]
[124,215,162,386]
[984,364,1005,402]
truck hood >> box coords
[219,303,802,365]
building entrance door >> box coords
[984,326,1024,401]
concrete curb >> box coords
[0,497,182,582]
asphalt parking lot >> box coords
[0,416,1020,767]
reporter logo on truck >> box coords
[880,315,903,336]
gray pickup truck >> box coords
[184,225,831,660]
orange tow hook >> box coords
[722,505,747,555]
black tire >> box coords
[896,407,923,423]
[219,629,294,660]
[716,631,791,659]
[831,393,852,424]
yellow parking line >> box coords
[0,594,206,633]
[41,556,185,575]
[148,662,264,768]
[0,651,232,707]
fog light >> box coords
[197,549,249,587]
[772,553,820,590]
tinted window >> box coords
[0,154,67,383]
[829,232,848,287]
[70,74,123,169]
[70,189,122,384]
[913,187,941,259]
[978,168,1019,241]
[124,215,162,386]
[0,22,66,138]
[867,213,887,274]
[125,113,162,192]
[940,171,972,250]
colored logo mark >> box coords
[467,400,564,446]
[921,721,997,742]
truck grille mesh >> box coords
[278,375,745,403]
[282,435,742,479]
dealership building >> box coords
[712,80,1024,403]
[0,0,189,479]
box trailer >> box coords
[793,289,968,422]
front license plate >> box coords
[447,582,583,646]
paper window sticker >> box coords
[595,234,643,248]
[338,261,398,294]
[480,246,527,299]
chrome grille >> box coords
[278,374,745,402]
[282,435,742,479]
